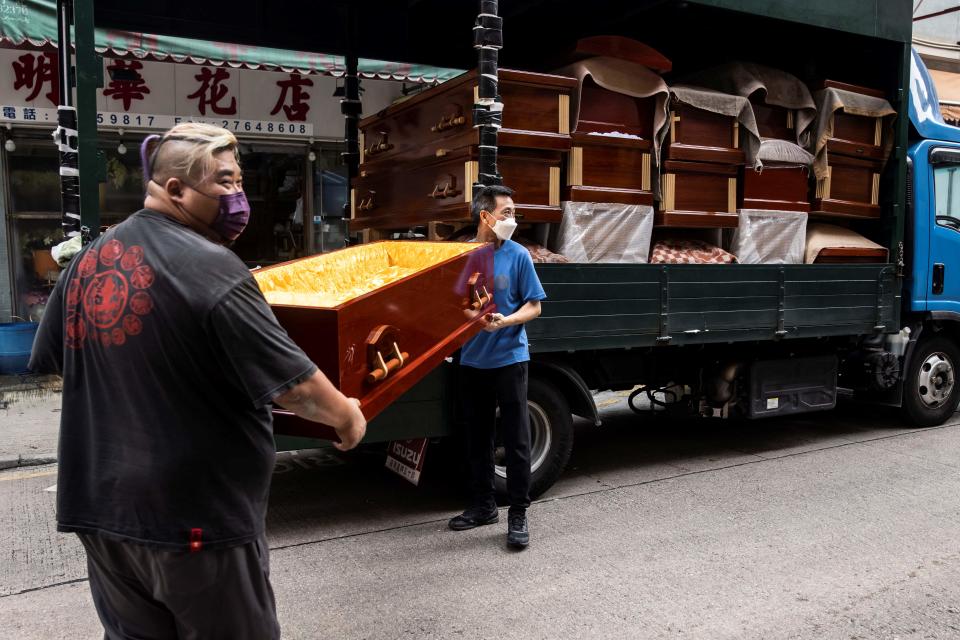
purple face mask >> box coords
[209,190,251,241]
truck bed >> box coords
[529,263,900,351]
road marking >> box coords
[45,483,57,492]
[0,468,57,482]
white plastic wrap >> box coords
[728,209,807,264]
[555,202,654,263]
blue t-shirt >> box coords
[460,239,547,369]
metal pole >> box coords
[54,0,81,240]
[473,0,503,193]
[341,6,361,218]
[73,0,100,241]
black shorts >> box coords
[78,532,279,640]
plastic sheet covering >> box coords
[254,241,477,308]
[555,202,654,263]
[728,209,807,264]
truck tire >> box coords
[902,334,960,427]
[494,377,574,500]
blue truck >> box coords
[64,1,960,498]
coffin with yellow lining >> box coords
[254,241,495,440]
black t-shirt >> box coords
[30,209,316,550]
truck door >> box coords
[927,147,960,313]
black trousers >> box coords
[78,532,280,640]
[460,362,531,513]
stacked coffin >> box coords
[550,37,670,263]
[680,62,818,263]
[658,85,759,228]
[352,69,577,231]
[810,81,896,219]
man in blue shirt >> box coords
[448,185,547,549]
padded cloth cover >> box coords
[812,87,896,180]
[756,138,814,167]
[729,209,807,264]
[650,238,737,264]
[555,202,654,263]
[680,62,817,148]
[804,222,888,264]
[668,84,761,168]
[555,56,671,161]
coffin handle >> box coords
[366,325,410,385]
[365,132,394,156]
[432,113,466,133]
[466,272,492,310]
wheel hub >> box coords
[917,352,955,409]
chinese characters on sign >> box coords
[2,51,407,139]
[271,73,313,122]
[12,51,58,107]
[103,60,151,111]
[187,67,237,116]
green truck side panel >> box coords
[690,0,912,42]
[528,264,899,352]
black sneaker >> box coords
[507,512,529,548]
[448,507,499,531]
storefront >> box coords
[0,29,460,321]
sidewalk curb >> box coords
[0,454,57,471]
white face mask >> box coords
[488,215,517,242]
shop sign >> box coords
[0,49,401,139]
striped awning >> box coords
[0,0,464,83]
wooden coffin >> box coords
[819,80,888,161]
[740,165,811,212]
[665,103,746,165]
[750,99,795,141]
[657,160,739,228]
[565,132,653,205]
[359,69,576,168]
[352,147,562,230]
[813,247,888,263]
[811,153,882,219]
[254,241,496,439]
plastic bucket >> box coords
[0,322,39,375]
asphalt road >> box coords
[3,397,960,639]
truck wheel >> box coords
[902,334,960,427]
[494,377,574,500]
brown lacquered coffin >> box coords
[665,103,745,165]
[657,160,739,228]
[358,68,576,168]
[565,132,653,205]
[740,165,811,212]
[750,100,795,141]
[253,241,495,439]
[812,153,881,219]
[352,147,562,230]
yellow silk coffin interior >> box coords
[254,241,478,308]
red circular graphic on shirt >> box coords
[123,314,143,336]
[99,239,124,267]
[111,328,127,346]
[66,278,81,307]
[82,270,129,329]
[130,265,155,290]
[129,291,153,316]
[78,250,98,278]
[120,245,144,270]
[65,312,87,349]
